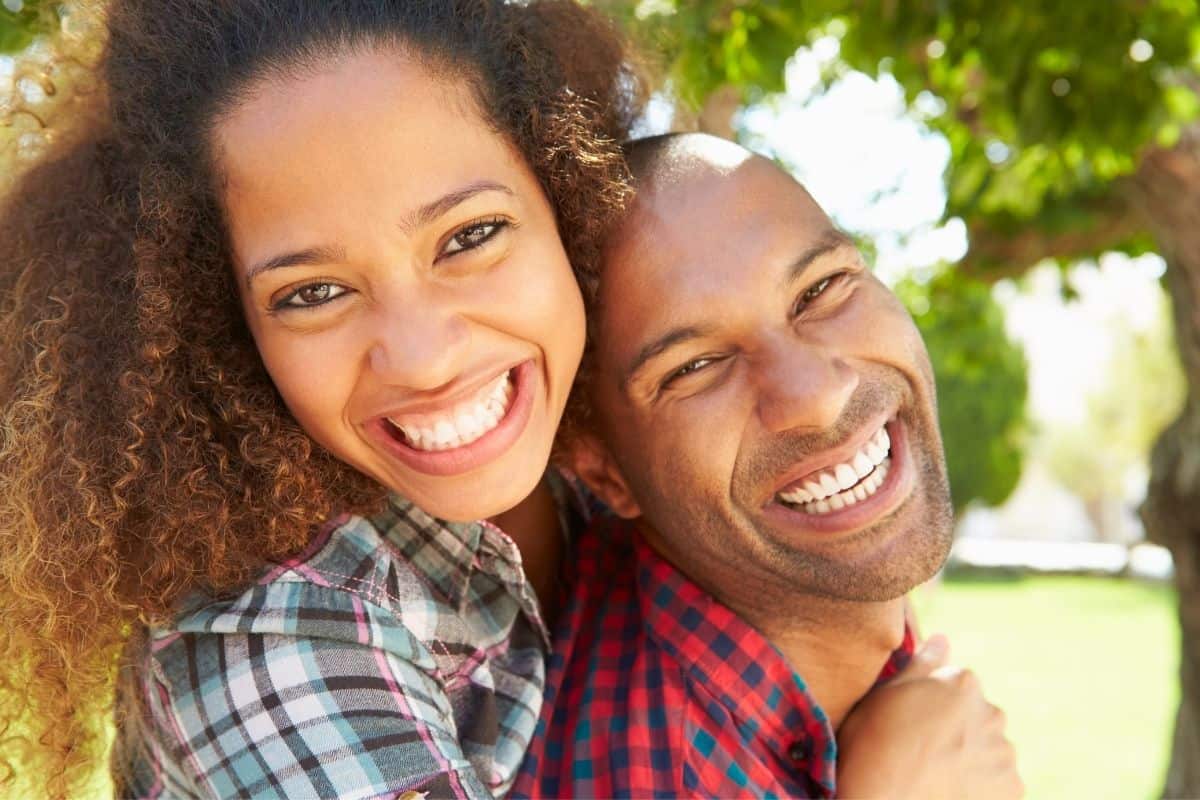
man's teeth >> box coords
[386,371,514,452]
[777,425,892,514]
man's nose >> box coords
[366,298,471,391]
[755,340,858,434]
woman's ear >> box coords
[566,433,641,519]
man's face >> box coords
[582,153,953,604]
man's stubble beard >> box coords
[720,379,954,604]
[759,436,954,603]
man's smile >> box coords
[776,421,892,513]
[762,417,917,537]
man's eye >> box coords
[275,282,348,311]
[442,218,509,257]
[663,356,718,387]
[793,272,845,315]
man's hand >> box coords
[835,635,1024,800]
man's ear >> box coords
[566,433,641,519]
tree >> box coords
[0,1,43,53]
[603,0,1200,793]
[895,268,1027,515]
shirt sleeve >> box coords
[145,587,496,800]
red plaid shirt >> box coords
[513,515,914,799]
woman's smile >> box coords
[366,359,541,477]
[385,366,515,451]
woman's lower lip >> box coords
[765,418,915,536]
[367,360,538,477]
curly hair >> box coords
[0,2,645,796]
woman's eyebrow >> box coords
[243,180,515,287]
[245,243,347,287]
[397,179,515,234]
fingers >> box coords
[980,738,1023,800]
[891,633,950,684]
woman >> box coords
[0,2,640,797]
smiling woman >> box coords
[0,2,643,798]
[221,47,587,524]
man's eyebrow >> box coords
[244,180,514,286]
[622,324,713,391]
[786,228,858,284]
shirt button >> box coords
[788,741,808,762]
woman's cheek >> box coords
[493,238,586,395]
[259,327,362,447]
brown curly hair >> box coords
[0,2,645,796]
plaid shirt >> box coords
[114,495,557,800]
[513,515,914,800]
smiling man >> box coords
[511,134,1017,799]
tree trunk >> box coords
[1129,135,1200,798]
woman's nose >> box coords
[366,300,472,391]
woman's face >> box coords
[215,48,586,522]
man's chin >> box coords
[766,475,953,603]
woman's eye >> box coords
[275,282,347,311]
[793,272,844,315]
[442,219,508,257]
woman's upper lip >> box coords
[765,411,898,500]
[366,360,525,420]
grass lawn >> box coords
[914,572,1178,800]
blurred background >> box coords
[3,1,1196,798]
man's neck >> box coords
[747,596,906,730]
[637,522,908,731]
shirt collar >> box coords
[633,531,915,795]
[377,494,488,608]
[377,493,555,648]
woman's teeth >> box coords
[778,425,892,515]
[386,370,514,452]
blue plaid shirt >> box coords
[114,495,557,799]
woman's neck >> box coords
[488,476,564,623]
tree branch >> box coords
[959,188,1148,281]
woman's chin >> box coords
[379,454,550,525]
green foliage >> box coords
[0,1,53,54]
[615,0,1200,268]
[608,0,809,107]
[896,269,1028,511]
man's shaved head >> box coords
[625,132,756,187]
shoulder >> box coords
[570,511,637,577]
[133,507,502,799]
[160,509,450,659]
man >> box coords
[514,134,1021,798]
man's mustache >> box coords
[741,380,907,490]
